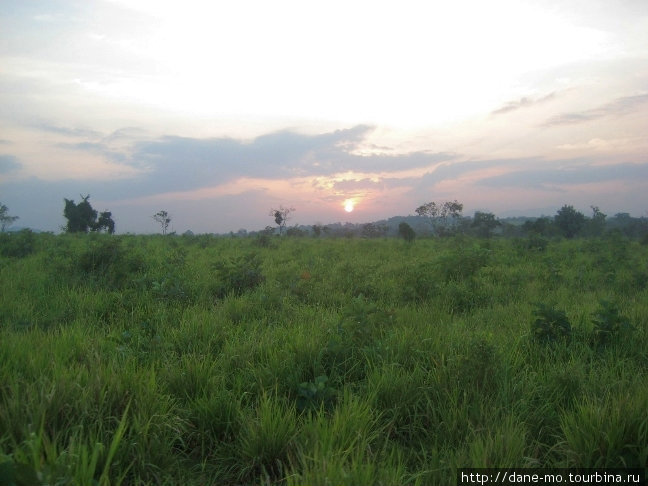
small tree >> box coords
[153,210,171,235]
[95,211,115,234]
[398,222,416,242]
[269,205,294,235]
[554,205,585,238]
[585,206,607,236]
[471,211,500,238]
[63,195,115,234]
[0,203,19,232]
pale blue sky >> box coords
[1,0,647,233]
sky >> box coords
[1,0,647,234]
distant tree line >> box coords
[243,201,647,242]
[1,198,646,242]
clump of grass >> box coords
[559,391,648,467]
[237,392,297,482]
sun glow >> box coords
[344,199,355,212]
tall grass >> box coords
[0,233,646,484]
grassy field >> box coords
[1,232,647,485]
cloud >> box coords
[103,125,455,195]
[57,141,130,164]
[32,125,456,206]
[477,161,648,189]
[331,178,385,193]
[30,122,103,139]
[543,93,648,126]
[0,155,21,173]
[492,92,556,115]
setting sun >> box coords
[344,199,355,212]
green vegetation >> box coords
[1,232,647,485]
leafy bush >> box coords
[336,294,394,347]
[151,273,188,303]
[212,253,265,297]
[77,237,146,288]
[436,246,490,282]
[531,303,571,343]
[591,300,632,345]
[0,229,36,258]
[454,336,498,393]
[400,262,438,302]
[296,375,336,412]
[441,278,488,314]
[526,235,549,252]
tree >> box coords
[415,200,463,235]
[0,203,19,232]
[361,223,388,238]
[522,216,556,237]
[269,205,294,235]
[96,211,115,234]
[153,210,171,235]
[398,222,416,242]
[585,206,607,236]
[554,205,585,238]
[63,195,115,234]
[471,211,501,238]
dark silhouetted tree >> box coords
[415,200,463,235]
[269,205,294,235]
[471,211,501,238]
[64,195,115,234]
[96,211,115,234]
[0,203,19,232]
[554,205,585,238]
[398,222,416,242]
[153,210,171,235]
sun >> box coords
[344,199,355,212]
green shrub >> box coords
[336,294,394,347]
[531,303,571,343]
[441,278,488,314]
[212,253,265,297]
[436,246,490,282]
[526,235,549,252]
[0,229,36,258]
[591,300,632,346]
[296,375,336,413]
[77,237,146,288]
